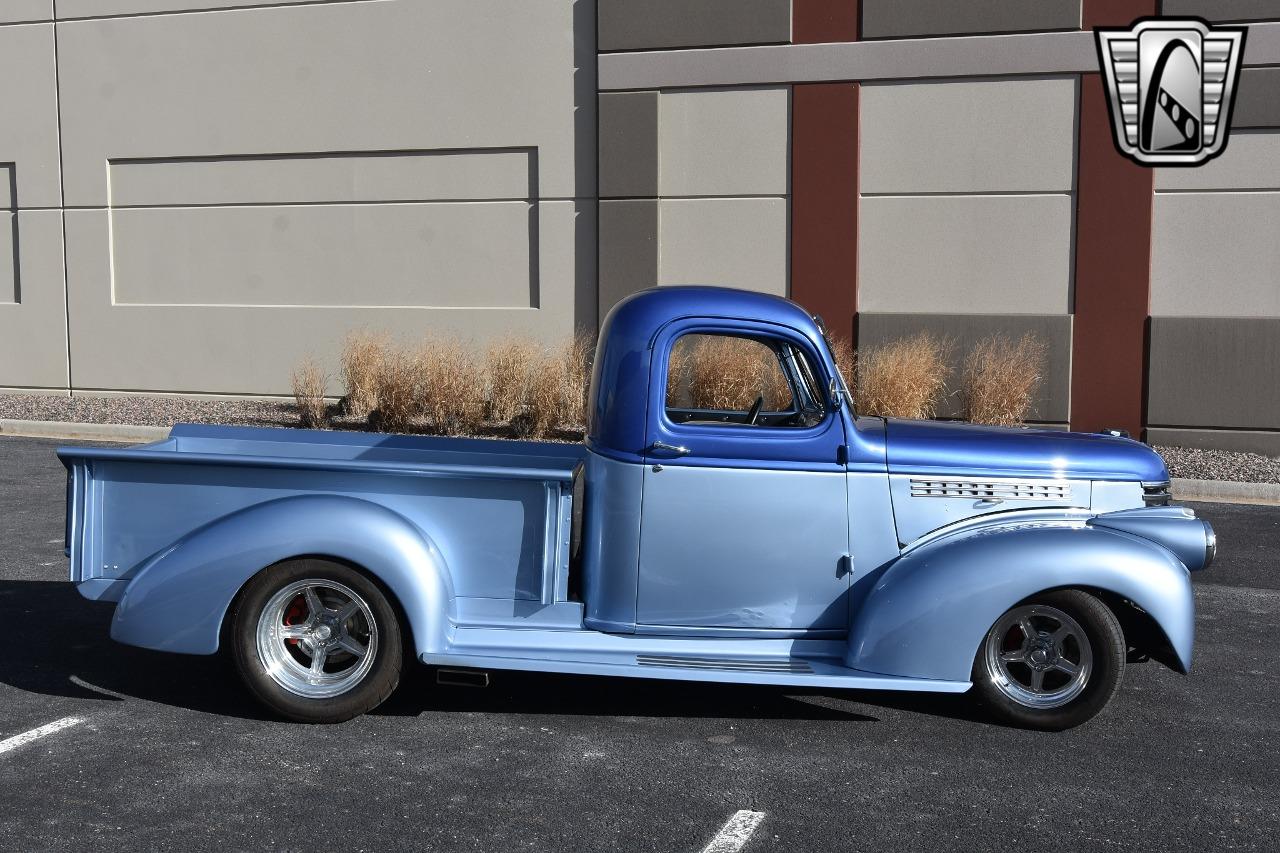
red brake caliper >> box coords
[282,594,308,647]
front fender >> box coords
[111,494,455,657]
[848,523,1194,682]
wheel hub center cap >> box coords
[313,624,333,641]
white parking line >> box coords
[0,717,84,756]
[701,810,766,853]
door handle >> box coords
[650,441,690,457]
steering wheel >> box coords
[745,395,764,426]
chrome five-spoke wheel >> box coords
[232,559,403,723]
[972,589,1125,731]
[256,579,379,699]
[984,604,1092,709]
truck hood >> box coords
[883,419,1168,482]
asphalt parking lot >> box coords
[2,435,1278,852]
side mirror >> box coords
[828,376,842,409]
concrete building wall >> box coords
[1,0,1277,453]
[1,0,596,397]
[857,77,1078,424]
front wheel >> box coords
[972,589,1125,731]
[231,558,403,723]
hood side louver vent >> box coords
[910,478,1072,501]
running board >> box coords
[422,651,969,693]
[637,654,813,673]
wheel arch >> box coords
[847,524,1195,682]
[112,494,455,658]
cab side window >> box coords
[664,333,825,428]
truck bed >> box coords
[60,424,585,604]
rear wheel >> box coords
[972,589,1125,731]
[231,558,402,723]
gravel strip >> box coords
[3,394,1276,482]
[0,393,584,443]
[1156,444,1280,485]
[0,393,297,429]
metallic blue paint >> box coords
[885,418,1170,482]
[110,494,454,656]
[59,286,1212,703]
[1089,505,1216,572]
[848,521,1196,681]
[637,464,850,631]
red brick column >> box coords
[789,2,860,344]
[1070,0,1156,436]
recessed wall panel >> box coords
[111,202,534,308]
[108,150,533,208]
[66,202,590,394]
[861,0,1081,39]
[658,198,788,296]
[56,0,347,16]
[860,78,1077,194]
[597,0,791,51]
[1,1,51,23]
[1149,317,1280,429]
[0,210,68,389]
[858,195,1073,314]
[1152,193,1280,317]
[658,87,790,197]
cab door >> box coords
[635,321,851,634]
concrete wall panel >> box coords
[1148,318,1280,430]
[658,87,790,197]
[55,0,584,205]
[1161,1,1280,23]
[858,195,1074,314]
[2,2,51,23]
[56,0,349,16]
[862,0,1081,40]
[658,198,788,296]
[858,312,1072,422]
[597,0,791,52]
[1152,192,1280,317]
[1232,68,1280,129]
[108,150,533,207]
[1156,131,1280,190]
[599,92,658,198]
[0,210,69,388]
[111,202,535,308]
[860,78,1077,194]
[1147,428,1280,456]
[599,199,659,323]
[65,201,592,394]
[0,23,60,209]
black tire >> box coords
[230,558,403,723]
[971,589,1125,731]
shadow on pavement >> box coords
[3,579,978,726]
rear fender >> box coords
[110,494,455,657]
[848,523,1194,682]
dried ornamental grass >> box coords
[828,335,855,395]
[556,328,596,429]
[368,344,423,433]
[485,336,539,424]
[339,330,390,419]
[417,335,486,436]
[290,357,330,429]
[853,332,952,419]
[520,347,565,438]
[672,335,793,411]
[960,333,1047,426]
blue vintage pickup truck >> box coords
[60,287,1215,729]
